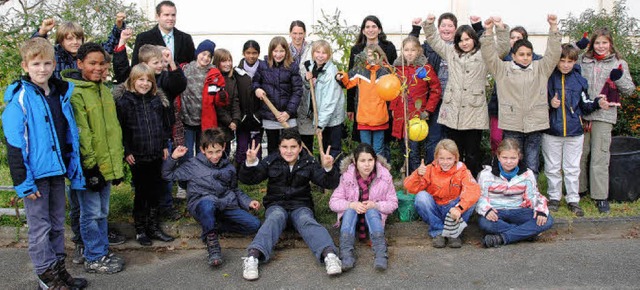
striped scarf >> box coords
[356,170,376,240]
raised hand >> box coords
[171,145,188,160]
[116,12,126,29]
[246,140,260,164]
[483,17,494,32]
[491,16,504,29]
[319,145,334,169]
[39,18,56,35]
[425,14,436,25]
[119,28,133,46]
[551,93,561,109]
[469,15,481,24]
[547,14,558,27]
[417,159,427,176]
[412,18,423,26]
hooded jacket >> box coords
[2,78,85,197]
[390,54,442,139]
[329,155,398,227]
[404,160,480,213]
[298,59,345,134]
[339,60,393,129]
[62,69,124,180]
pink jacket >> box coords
[329,156,398,227]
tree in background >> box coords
[561,0,640,136]
[0,0,151,91]
[312,8,359,71]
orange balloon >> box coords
[376,74,401,101]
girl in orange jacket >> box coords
[404,139,480,248]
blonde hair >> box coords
[212,48,233,77]
[55,21,84,45]
[125,63,157,95]
[496,138,522,159]
[267,36,293,68]
[434,139,460,162]
[138,44,163,64]
[402,36,424,57]
[311,40,333,60]
[20,38,55,63]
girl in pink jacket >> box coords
[329,143,398,271]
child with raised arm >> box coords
[481,14,562,177]
[421,13,509,177]
[330,143,398,271]
[404,139,480,248]
[476,138,554,248]
[3,37,88,290]
[163,128,260,267]
[239,128,341,281]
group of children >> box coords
[3,2,636,288]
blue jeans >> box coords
[77,183,111,262]
[191,199,260,240]
[183,124,201,162]
[425,103,444,165]
[248,206,336,263]
[25,176,66,275]
[478,208,554,244]
[414,191,475,237]
[360,130,385,157]
[340,208,384,235]
[503,130,543,176]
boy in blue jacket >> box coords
[163,128,261,268]
[542,43,613,216]
[2,37,88,289]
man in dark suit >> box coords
[132,0,195,66]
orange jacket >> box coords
[339,64,390,128]
[403,161,480,213]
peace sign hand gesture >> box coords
[246,140,260,164]
[319,145,334,170]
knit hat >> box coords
[195,39,216,58]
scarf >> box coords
[243,60,259,78]
[514,61,530,69]
[593,52,607,61]
[498,162,519,181]
[356,170,376,240]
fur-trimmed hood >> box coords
[112,83,169,107]
[393,53,428,67]
[339,154,392,174]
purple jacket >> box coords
[252,57,303,121]
[329,156,398,226]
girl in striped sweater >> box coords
[476,138,553,248]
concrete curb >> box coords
[2,215,639,250]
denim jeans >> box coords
[477,208,554,244]
[414,191,475,237]
[360,130,385,157]
[248,206,336,263]
[503,130,543,176]
[183,124,202,162]
[340,208,384,235]
[77,183,112,262]
[191,199,260,240]
[425,103,444,165]
[25,176,66,275]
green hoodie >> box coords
[62,69,124,180]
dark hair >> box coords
[155,0,176,15]
[453,25,479,55]
[279,128,302,146]
[438,13,458,28]
[289,20,306,33]
[201,128,226,149]
[510,26,529,40]
[242,40,261,53]
[355,15,388,45]
[511,39,533,55]
[353,143,377,163]
[560,43,580,61]
[586,27,619,59]
[76,42,106,61]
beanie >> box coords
[195,39,216,58]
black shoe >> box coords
[548,200,560,212]
[481,234,504,248]
[206,232,223,266]
[160,207,182,221]
[596,200,610,214]
[108,230,126,245]
[447,237,462,248]
[567,202,585,217]
[136,232,152,246]
[431,235,446,248]
[56,258,88,289]
[38,260,69,290]
[147,227,175,242]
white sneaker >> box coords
[176,186,187,199]
[242,256,259,281]
[324,253,342,276]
